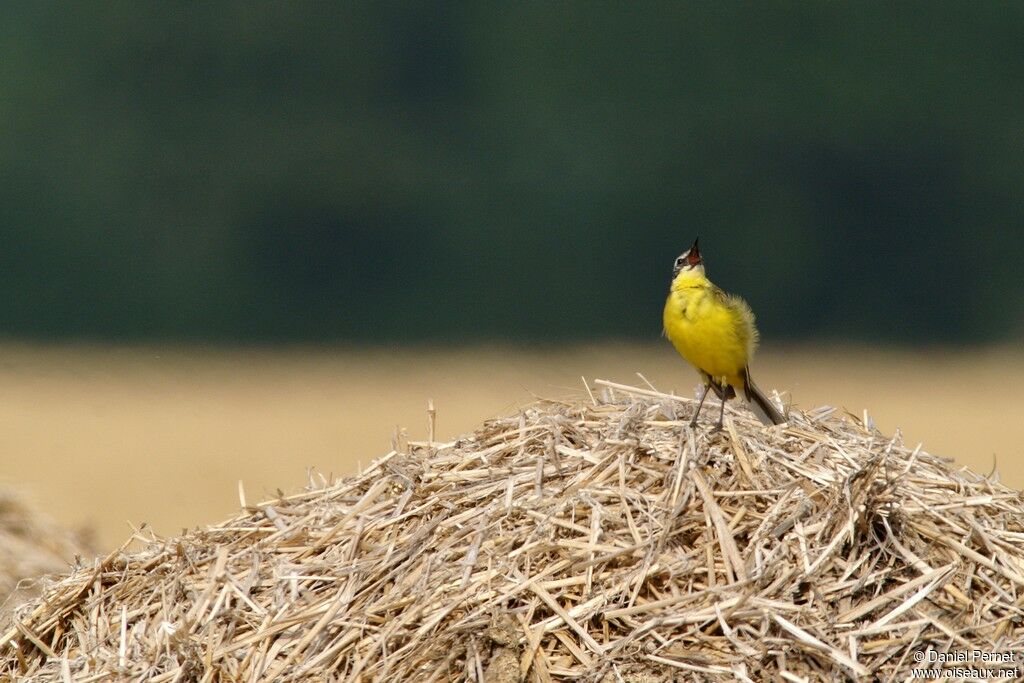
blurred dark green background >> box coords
[2,3,1021,344]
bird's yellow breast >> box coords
[662,273,756,387]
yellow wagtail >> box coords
[663,238,785,429]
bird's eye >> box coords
[675,257,685,267]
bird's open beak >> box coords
[687,237,701,266]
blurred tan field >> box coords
[0,343,1020,551]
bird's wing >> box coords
[711,286,759,353]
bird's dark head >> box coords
[672,238,704,277]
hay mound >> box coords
[0,489,94,621]
[3,380,1024,681]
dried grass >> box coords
[2,379,1023,681]
[0,490,94,623]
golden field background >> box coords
[0,343,1020,550]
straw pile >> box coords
[2,379,1024,681]
[0,489,94,622]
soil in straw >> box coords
[2,379,1023,681]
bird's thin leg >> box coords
[713,389,728,431]
[689,383,712,428]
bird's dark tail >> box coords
[742,368,786,426]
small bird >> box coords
[663,238,785,429]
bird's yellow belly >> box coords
[663,295,747,385]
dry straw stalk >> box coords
[0,490,94,625]
[2,379,1023,681]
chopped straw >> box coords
[0,490,94,624]
[2,379,1024,681]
